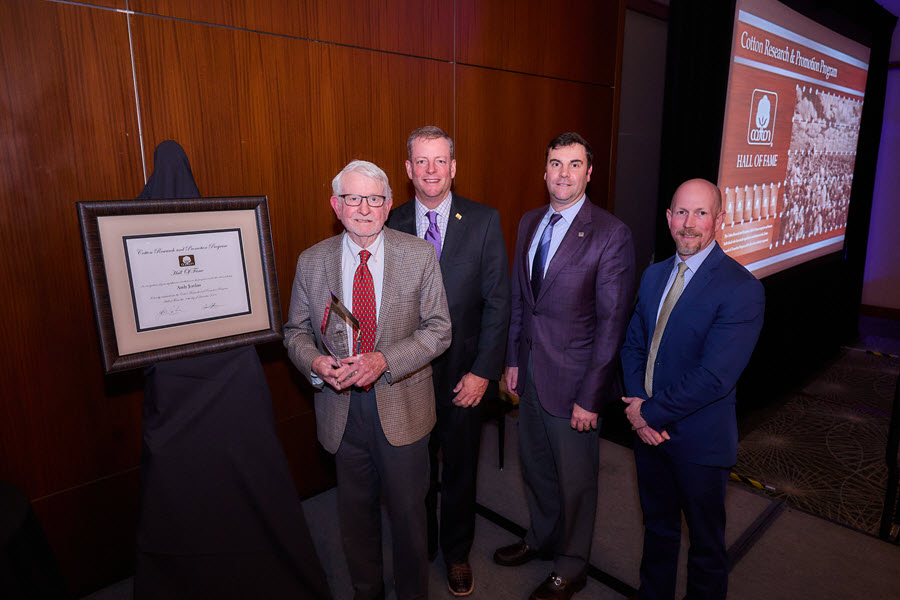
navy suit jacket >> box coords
[620,243,765,467]
[507,198,635,417]
[387,194,511,403]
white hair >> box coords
[332,160,392,198]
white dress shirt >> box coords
[342,231,385,353]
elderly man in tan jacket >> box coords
[284,159,451,600]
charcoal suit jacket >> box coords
[387,194,510,402]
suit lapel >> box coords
[536,201,591,304]
[378,229,400,347]
[325,235,343,303]
[671,244,723,313]
[440,196,465,263]
[645,257,676,333]
[389,201,416,236]
[655,245,724,348]
[324,234,350,356]
[522,212,543,305]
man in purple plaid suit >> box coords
[494,133,635,600]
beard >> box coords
[674,228,702,256]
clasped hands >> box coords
[622,396,670,446]
[313,352,387,390]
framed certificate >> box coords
[77,196,282,372]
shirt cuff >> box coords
[310,370,324,388]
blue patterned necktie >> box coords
[424,211,441,260]
[531,213,562,298]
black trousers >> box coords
[336,388,430,600]
[426,398,485,564]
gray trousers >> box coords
[336,388,429,600]
[519,359,599,580]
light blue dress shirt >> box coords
[655,240,719,323]
[527,195,586,278]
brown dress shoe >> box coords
[447,561,474,596]
[528,572,587,600]
[493,539,539,566]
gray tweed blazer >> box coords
[284,226,451,452]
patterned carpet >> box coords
[735,347,898,535]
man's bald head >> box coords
[670,179,722,213]
[666,178,725,259]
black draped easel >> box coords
[133,141,330,599]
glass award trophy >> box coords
[321,292,360,360]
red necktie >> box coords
[352,249,376,354]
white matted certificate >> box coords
[77,197,282,373]
[124,229,251,331]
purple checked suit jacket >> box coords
[506,199,635,417]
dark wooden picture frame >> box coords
[77,196,282,373]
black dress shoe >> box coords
[493,539,540,566]
[447,561,474,596]
[528,572,587,600]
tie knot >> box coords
[548,213,562,226]
[359,249,371,264]
[427,211,438,225]
[676,261,688,277]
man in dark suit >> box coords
[620,178,765,600]
[387,126,510,596]
[496,132,635,600]
[284,160,451,600]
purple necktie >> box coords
[425,211,441,260]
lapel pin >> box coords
[455,213,462,220]
[578,231,585,237]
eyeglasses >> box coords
[339,194,387,207]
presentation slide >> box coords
[717,0,870,278]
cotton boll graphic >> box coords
[756,95,771,130]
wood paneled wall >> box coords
[0,0,625,593]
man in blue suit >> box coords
[620,178,765,600]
